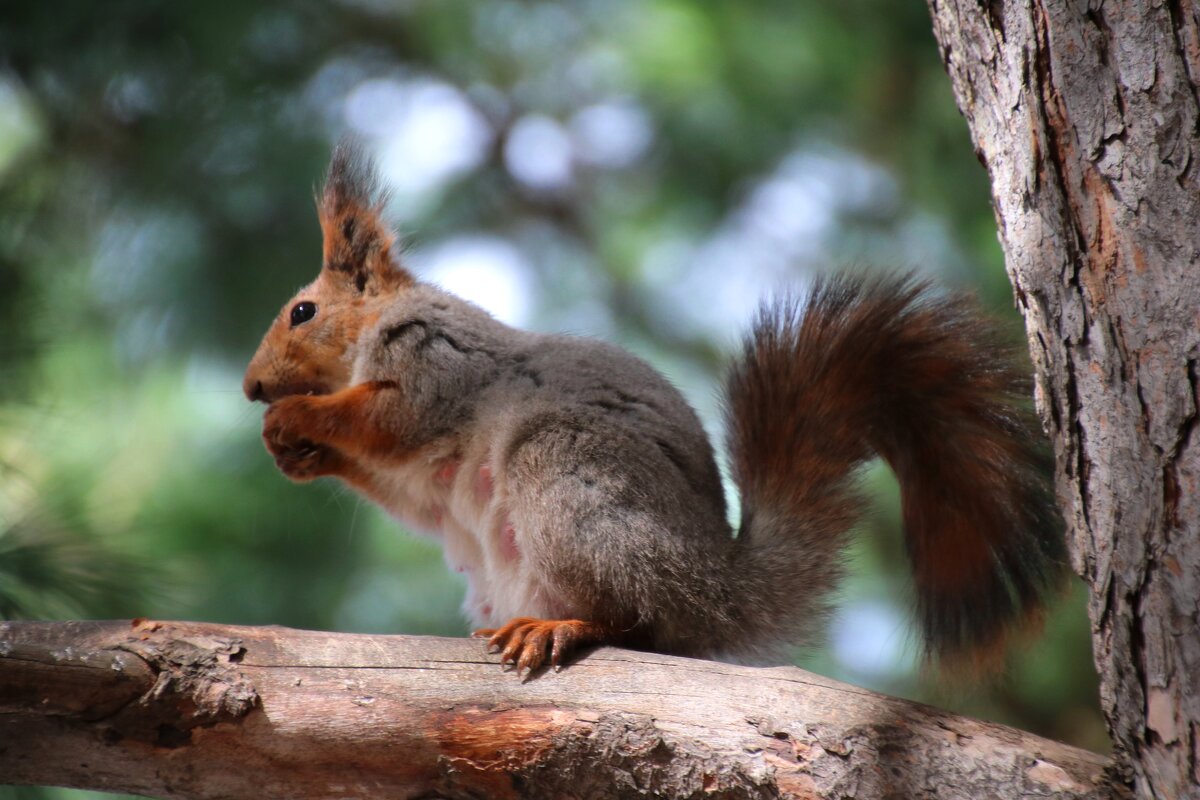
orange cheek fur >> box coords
[247,301,368,399]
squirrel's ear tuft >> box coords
[318,139,413,292]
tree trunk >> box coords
[0,619,1107,799]
[926,3,1200,798]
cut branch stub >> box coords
[0,619,259,750]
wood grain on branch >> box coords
[0,619,1107,799]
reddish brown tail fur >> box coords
[725,272,1066,670]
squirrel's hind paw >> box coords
[474,617,614,679]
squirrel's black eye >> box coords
[289,301,317,327]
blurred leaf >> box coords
[0,493,153,619]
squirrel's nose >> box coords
[244,377,265,403]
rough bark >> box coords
[926,3,1200,798]
[0,619,1106,799]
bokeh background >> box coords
[0,1,1107,795]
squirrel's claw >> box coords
[475,617,614,678]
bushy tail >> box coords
[724,273,1066,670]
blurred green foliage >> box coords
[0,1,1107,795]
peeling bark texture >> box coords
[926,3,1200,798]
[0,620,1107,800]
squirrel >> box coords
[243,141,1067,677]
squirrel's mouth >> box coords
[248,380,331,404]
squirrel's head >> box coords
[244,142,413,403]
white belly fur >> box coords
[357,434,550,629]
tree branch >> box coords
[0,619,1107,799]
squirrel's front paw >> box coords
[273,440,337,482]
[263,397,332,482]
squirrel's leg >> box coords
[472,617,621,677]
[261,380,414,482]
